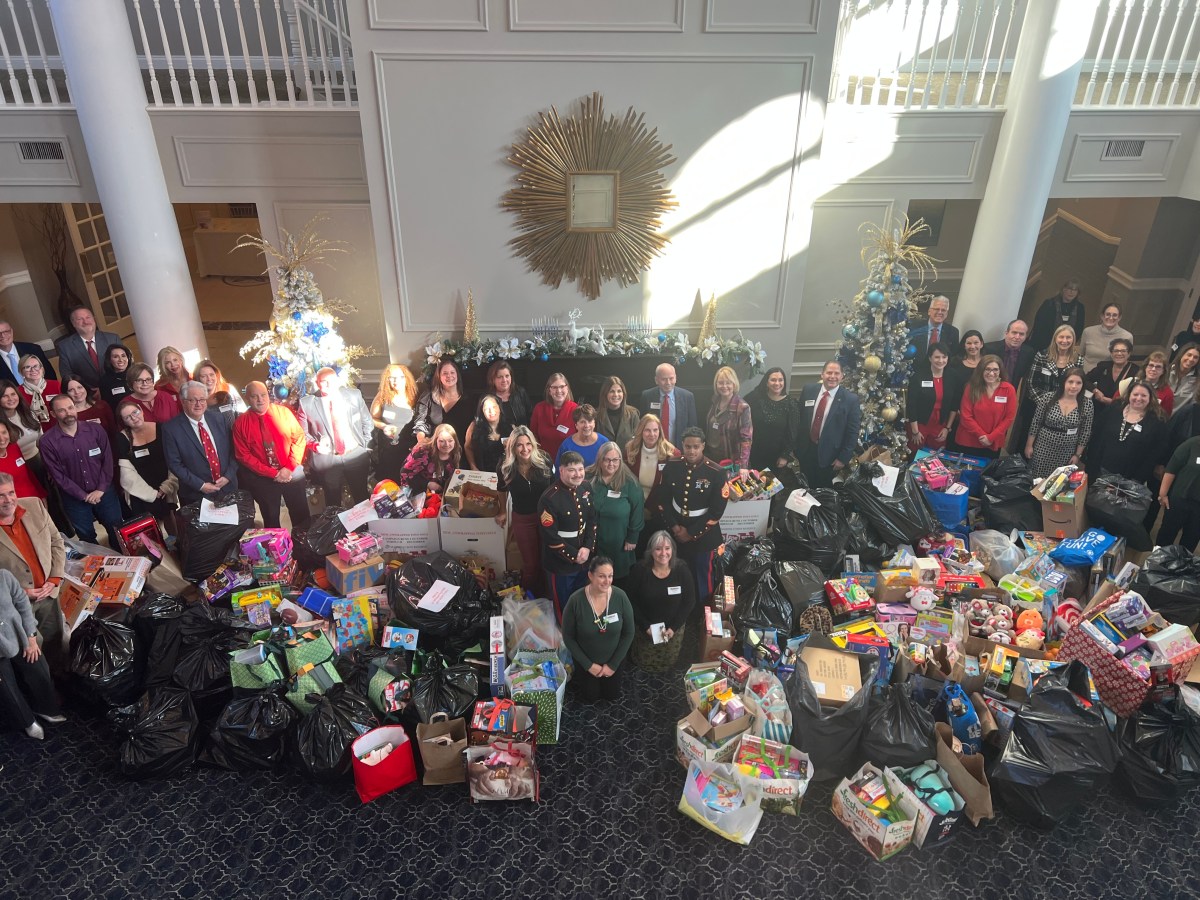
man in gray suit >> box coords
[54,307,120,392]
[639,363,698,448]
[301,367,374,506]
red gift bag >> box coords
[351,725,417,803]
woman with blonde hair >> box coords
[399,422,461,494]
[1013,324,1083,452]
[496,425,553,594]
[16,354,61,431]
[624,413,679,500]
[705,366,753,479]
[154,346,191,399]
[587,441,643,581]
[193,358,246,421]
[371,363,418,479]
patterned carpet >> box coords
[2,629,1197,900]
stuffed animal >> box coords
[1015,628,1045,650]
[906,586,939,612]
[988,630,1013,645]
[985,612,1014,636]
[1016,608,1044,633]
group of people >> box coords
[904,283,1200,547]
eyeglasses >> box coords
[185,397,208,404]
[983,367,1001,373]
[133,376,154,384]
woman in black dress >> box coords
[487,360,532,435]
[496,426,554,596]
[625,530,696,671]
[115,398,179,533]
[413,359,474,447]
[99,343,135,411]
[370,363,418,481]
[464,394,506,473]
[1086,381,1167,524]
[744,367,796,472]
[905,342,963,451]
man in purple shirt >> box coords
[39,393,122,544]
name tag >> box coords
[382,409,396,421]
[921,380,933,388]
[14,457,24,467]
[556,424,570,434]
[219,404,233,413]
[650,402,661,410]
[1067,429,1078,436]
[805,399,815,407]
[1133,423,1142,432]
[1042,368,1053,375]
[995,395,1008,403]
[607,490,621,498]
[112,387,126,395]
[134,448,150,458]
[603,613,619,624]
[658,463,665,471]
[667,585,682,596]
[88,446,101,456]
[1083,390,1093,399]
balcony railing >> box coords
[0,0,355,108]
[832,0,1200,109]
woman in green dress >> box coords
[587,440,644,583]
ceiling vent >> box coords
[19,140,66,162]
[1102,139,1145,160]
[228,204,257,218]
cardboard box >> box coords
[79,555,150,606]
[1032,477,1088,540]
[438,514,506,575]
[57,575,101,630]
[701,610,735,662]
[800,645,863,706]
[718,496,770,543]
[884,762,967,849]
[676,708,753,767]
[325,554,385,596]
[832,763,915,861]
[368,517,441,555]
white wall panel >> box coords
[174,136,367,189]
[509,0,685,32]
[705,0,820,33]
[369,0,488,31]
[1064,134,1178,184]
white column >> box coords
[956,0,1101,337]
[48,0,208,364]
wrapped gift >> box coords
[471,698,517,734]
[331,597,374,653]
[240,528,293,566]
[506,653,568,745]
[337,531,385,566]
[296,586,335,618]
[283,630,343,713]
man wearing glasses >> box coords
[0,321,55,386]
[161,381,240,505]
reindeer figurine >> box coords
[567,308,590,347]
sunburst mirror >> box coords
[501,92,677,301]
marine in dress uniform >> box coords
[537,459,597,619]
[655,429,728,601]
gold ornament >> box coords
[882,406,898,422]
[698,293,718,343]
[464,289,479,342]
[863,355,882,373]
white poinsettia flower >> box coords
[499,337,522,359]
[476,347,489,367]
[425,341,443,366]
[701,336,721,360]
[748,341,767,365]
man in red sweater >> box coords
[233,381,312,530]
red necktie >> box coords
[930,325,940,348]
[809,391,829,443]
[661,393,671,444]
[86,339,99,371]
[197,421,221,480]
[328,399,345,454]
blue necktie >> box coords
[8,350,20,385]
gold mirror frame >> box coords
[501,92,677,301]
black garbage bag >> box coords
[292,506,348,570]
[989,660,1120,829]
[1114,695,1200,808]
[980,456,1043,533]
[411,652,480,724]
[1086,475,1154,551]
[861,683,938,769]
[176,491,256,582]
[842,462,939,546]
[336,645,414,699]
[774,560,827,630]
[386,552,499,655]
[202,690,299,772]
[734,568,793,641]
[130,592,186,689]
[784,635,879,781]
[110,687,199,779]
[1131,546,1200,628]
[729,539,775,594]
[173,602,254,718]
[292,684,379,781]
[69,617,143,708]
[770,488,850,576]
[843,509,894,567]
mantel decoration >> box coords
[501,92,678,301]
[422,293,766,377]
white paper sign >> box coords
[417,579,460,613]
[872,463,900,498]
[651,623,667,644]
[338,498,379,533]
[784,489,822,517]
[199,498,241,525]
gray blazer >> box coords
[300,387,374,469]
[54,330,121,390]
[0,568,37,658]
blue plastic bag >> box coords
[1048,528,1117,567]
[938,681,982,755]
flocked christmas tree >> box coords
[238,218,370,402]
[835,217,938,458]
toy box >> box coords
[79,555,150,606]
[799,645,862,706]
[884,762,967,849]
[336,531,384,566]
[832,763,915,861]
[825,578,875,617]
[240,528,293,566]
[57,576,101,630]
[701,607,735,662]
[325,554,385,596]
[296,586,336,618]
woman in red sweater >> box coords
[0,419,45,499]
[530,372,578,461]
[953,354,1016,458]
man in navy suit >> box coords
[162,381,240,505]
[54,307,120,392]
[639,363,698,448]
[0,321,55,385]
[907,296,960,357]
[796,361,862,489]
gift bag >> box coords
[506,652,568,745]
[351,725,418,803]
[969,530,1025,581]
[1048,528,1117,567]
[415,713,468,785]
[469,699,538,747]
[466,740,539,802]
[284,631,343,713]
[743,668,792,745]
[678,760,764,845]
[228,643,286,691]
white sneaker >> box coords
[37,712,67,724]
[25,721,44,740]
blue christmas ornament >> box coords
[657,333,667,342]
[539,352,549,362]
[678,356,686,365]
[904,344,918,359]
[842,323,858,339]
[292,311,302,321]
[275,385,289,399]
[866,290,885,308]
[892,274,902,285]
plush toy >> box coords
[906,586,939,612]
[1015,628,1045,650]
[988,630,1013,645]
[984,612,1014,636]
[1050,598,1083,639]
[1016,609,1044,633]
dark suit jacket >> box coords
[638,386,698,446]
[796,383,862,469]
[300,387,374,470]
[54,330,121,390]
[0,342,56,384]
[982,340,1036,387]
[161,410,240,505]
[908,322,961,357]
[905,365,966,426]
